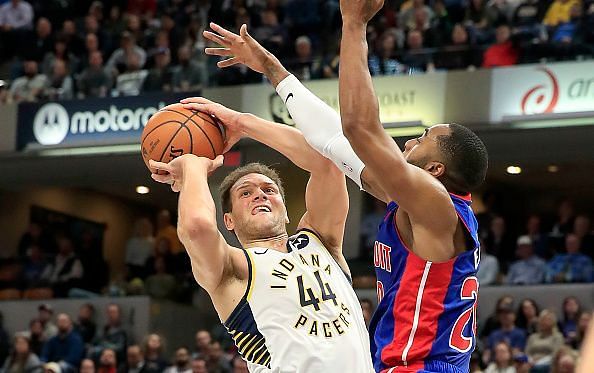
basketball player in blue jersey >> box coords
[149,93,374,370]
[198,5,488,371]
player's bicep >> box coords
[297,164,348,252]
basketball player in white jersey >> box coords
[148,101,373,370]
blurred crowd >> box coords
[360,197,594,286]
[0,210,195,302]
[0,0,593,104]
[0,303,250,373]
[472,295,591,372]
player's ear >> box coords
[425,161,446,178]
[223,213,235,231]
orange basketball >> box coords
[140,103,225,172]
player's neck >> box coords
[242,233,289,252]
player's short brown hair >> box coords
[219,163,285,213]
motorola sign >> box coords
[33,103,70,145]
[17,92,197,150]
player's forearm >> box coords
[177,159,218,236]
[261,53,290,88]
[238,113,326,173]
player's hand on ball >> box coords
[149,154,224,192]
[203,22,270,74]
[181,97,244,153]
[340,0,384,23]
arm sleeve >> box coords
[275,74,366,189]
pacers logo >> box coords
[33,103,69,145]
[520,67,559,115]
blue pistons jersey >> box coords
[369,194,480,373]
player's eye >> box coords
[241,191,250,197]
[265,188,275,194]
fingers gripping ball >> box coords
[141,103,225,173]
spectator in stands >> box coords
[125,14,146,49]
[483,215,516,271]
[507,235,547,285]
[514,353,530,373]
[155,210,183,258]
[190,358,207,373]
[481,295,514,340]
[584,0,594,44]
[486,0,512,26]
[1,335,41,373]
[125,345,144,373]
[21,245,49,289]
[37,305,57,340]
[41,313,84,373]
[360,298,373,328]
[516,299,540,335]
[573,214,594,254]
[115,53,148,96]
[18,223,54,258]
[21,17,54,62]
[83,15,111,59]
[400,0,435,31]
[74,303,96,347]
[560,296,581,345]
[22,319,46,356]
[401,30,434,72]
[484,341,515,373]
[513,0,549,28]
[143,334,167,372]
[486,305,527,361]
[368,32,404,76]
[549,3,584,44]
[464,0,493,43]
[80,33,101,71]
[434,23,479,70]
[551,346,578,373]
[192,330,210,360]
[77,51,111,99]
[543,0,581,28]
[80,359,95,373]
[477,239,500,286]
[41,237,83,297]
[525,214,549,259]
[572,311,592,349]
[231,355,248,373]
[60,20,84,57]
[106,31,147,76]
[8,60,48,103]
[287,35,321,81]
[145,257,176,300]
[526,309,564,368]
[0,0,34,59]
[94,304,127,363]
[125,218,154,280]
[551,199,575,239]
[205,342,231,373]
[546,233,593,283]
[321,45,340,79]
[164,347,191,373]
[142,48,173,92]
[97,349,118,373]
[105,6,126,48]
[0,312,9,368]
[482,24,519,68]
[0,0,33,30]
[43,59,74,101]
[171,45,206,92]
[252,9,288,57]
[41,37,79,77]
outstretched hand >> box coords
[181,97,245,153]
[340,0,384,24]
[204,22,271,74]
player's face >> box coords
[227,173,288,239]
[402,124,449,170]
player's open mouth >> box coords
[252,205,271,215]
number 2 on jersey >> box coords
[449,276,479,352]
[296,270,338,311]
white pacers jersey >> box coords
[223,229,373,373]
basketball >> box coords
[140,103,225,172]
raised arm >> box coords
[203,22,388,201]
[338,0,455,226]
[149,155,236,293]
[181,98,349,265]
